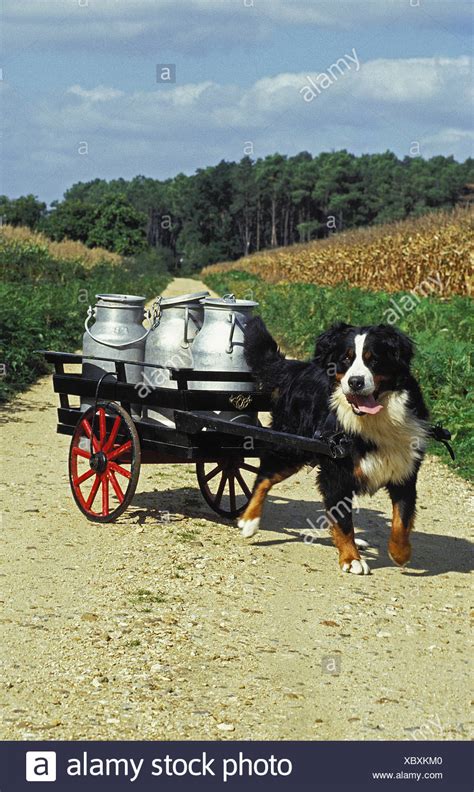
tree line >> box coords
[1,150,472,269]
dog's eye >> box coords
[342,354,352,364]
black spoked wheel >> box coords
[196,458,260,518]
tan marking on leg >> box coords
[241,478,273,521]
[353,462,366,484]
[330,520,360,568]
[240,466,301,522]
[388,503,413,566]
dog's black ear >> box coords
[376,325,414,365]
[313,322,350,366]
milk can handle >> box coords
[226,313,247,353]
[226,313,236,353]
[151,297,162,329]
[181,305,191,349]
[84,306,151,348]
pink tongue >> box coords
[350,394,384,415]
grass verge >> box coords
[0,235,170,401]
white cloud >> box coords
[3,56,472,201]
[67,85,125,102]
[422,127,474,147]
[54,57,471,126]
[353,56,473,104]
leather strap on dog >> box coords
[429,422,455,461]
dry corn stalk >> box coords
[203,207,473,296]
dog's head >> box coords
[314,322,414,415]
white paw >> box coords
[342,558,371,575]
[355,537,369,548]
[238,517,260,538]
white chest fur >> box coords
[331,387,428,493]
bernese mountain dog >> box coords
[238,317,430,575]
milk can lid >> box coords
[96,293,145,304]
[203,297,258,308]
[160,291,209,307]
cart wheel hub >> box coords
[90,451,108,474]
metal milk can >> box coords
[82,293,148,416]
[189,295,258,424]
[142,291,208,426]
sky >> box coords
[1,0,473,204]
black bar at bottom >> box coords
[1,740,471,791]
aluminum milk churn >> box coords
[82,293,149,416]
[142,291,208,426]
[189,295,258,424]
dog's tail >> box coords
[244,316,285,388]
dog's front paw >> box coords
[341,558,371,575]
[388,539,411,567]
[238,517,260,538]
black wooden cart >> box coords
[41,351,353,523]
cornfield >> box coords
[203,207,473,296]
[0,224,121,268]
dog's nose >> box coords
[348,376,365,391]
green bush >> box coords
[205,271,473,481]
[125,246,174,278]
[0,253,170,401]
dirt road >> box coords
[0,278,472,741]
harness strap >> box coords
[428,422,455,461]
[312,419,456,462]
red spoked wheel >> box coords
[196,458,260,518]
[69,402,141,522]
